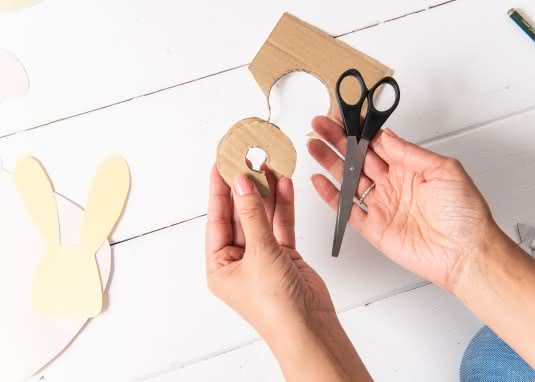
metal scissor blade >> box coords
[332,136,367,257]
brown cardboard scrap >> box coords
[217,14,390,192]
[249,12,392,119]
[217,117,296,196]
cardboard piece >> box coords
[0,167,112,381]
[217,117,296,196]
[15,156,130,319]
[249,13,392,119]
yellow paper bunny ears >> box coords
[15,157,130,319]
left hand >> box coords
[307,115,495,291]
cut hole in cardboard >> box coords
[217,118,296,196]
[249,13,392,120]
[269,71,329,131]
[245,147,267,172]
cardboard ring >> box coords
[216,117,296,196]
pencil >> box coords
[508,8,535,42]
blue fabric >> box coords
[460,326,535,381]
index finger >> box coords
[273,177,296,248]
[370,130,447,178]
[206,165,233,257]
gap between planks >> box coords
[130,337,263,382]
[129,282,433,382]
[108,102,535,247]
[334,0,456,38]
[0,63,248,140]
[0,0,457,141]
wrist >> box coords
[262,311,336,364]
[264,311,371,382]
[450,222,519,300]
[448,221,505,296]
[448,224,535,368]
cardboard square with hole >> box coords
[249,12,392,119]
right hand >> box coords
[206,167,373,381]
[205,167,336,337]
[307,116,498,292]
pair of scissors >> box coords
[332,68,400,258]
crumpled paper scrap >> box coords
[517,223,535,257]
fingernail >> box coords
[234,175,254,196]
[384,128,398,138]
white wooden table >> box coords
[2,0,535,381]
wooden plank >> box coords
[344,286,481,382]
[36,284,482,382]
[150,285,482,382]
[339,0,535,143]
[0,67,266,243]
[427,111,535,239]
[29,217,420,382]
[0,0,432,135]
[32,109,535,381]
[1,0,534,243]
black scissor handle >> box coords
[360,77,400,141]
[335,69,368,137]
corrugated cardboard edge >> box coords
[216,117,296,196]
[249,12,393,125]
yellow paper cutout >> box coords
[0,0,40,13]
[15,157,130,319]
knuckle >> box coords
[444,158,464,172]
[275,215,294,228]
[206,276,228,302]
[206,278,218,295]
[256,232,278,253]
[239,202,264,221]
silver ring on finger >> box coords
[359,182,376,204]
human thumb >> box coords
[233,175,278,254]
